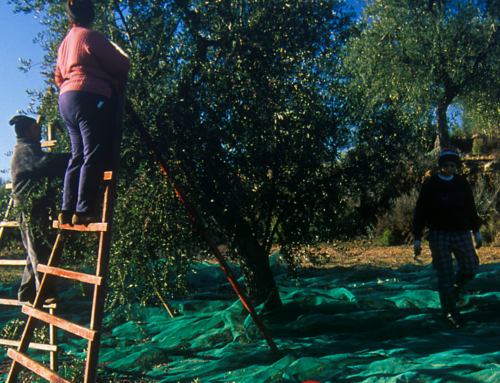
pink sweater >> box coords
[55,26,130,99]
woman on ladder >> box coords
[55,0,130,225]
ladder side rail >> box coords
[85,181,115,383]
[50,306,58,371]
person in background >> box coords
[9,115,70,304]
[55,0,130,225]
[413,147,482,328]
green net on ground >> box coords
[2,258,500,382]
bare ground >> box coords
[310,244,500,269]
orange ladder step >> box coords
[0,260,28,266]
[0,339,58,352]
[8,349,73,383]
[0,298,57,308]
[38,264,102,285]
[0,221,20,228]
[21,306,97,341]
[0,298,28,306]
[52,221,108,232]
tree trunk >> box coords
[436,100,450,146]
[191,160,283,309]
[231,226,282,309]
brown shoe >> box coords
[58,211,73,225]
[72,213,99,226]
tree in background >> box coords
[0,179,9,221]
[344,0,500,144]
[10,0,355,306]
[316,103,436,238]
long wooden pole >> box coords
[125,100,279,355]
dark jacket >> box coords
[412,174,481,240]
[10,138,70,210]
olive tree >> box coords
[10,0,355,306]
[343,0,500,144]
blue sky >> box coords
[0,1,46,177]
[0,0,364,180]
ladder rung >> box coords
[38,265,102,285]
[0,298,25,306]
[41,140,57,148]
[0,221,20,227]
[52,221,108,232]
[22,306,97,341]
[7,349,73,383]
[0,299,57,309]
[0,338,58,352]
[0,260,28,266]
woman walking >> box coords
[413,147,482,328]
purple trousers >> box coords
[59,91,115,213]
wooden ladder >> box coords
[5,79,126,383]
[5,170,116,383]
[0,183,60,370]
[0,122,63,371]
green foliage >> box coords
[107,167,205,309]
[322,111,436,238]
[0,181,19,249]
[1,318,49,344]
[7,0,353,305]
[472,174,500,244]
[474,176,500,223]
[12,177,59,224]
[343,0,500,144]
[376,188,419,246]
[0,179,9,213]
[1,318,25,341]
[8,177,64,265]
[379,230,396,247]
[72,0,354,304]
[59,356,87,383]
